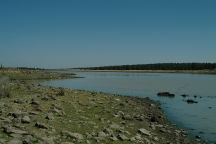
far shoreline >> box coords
[76,69,216,75]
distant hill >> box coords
[78,63,216,71]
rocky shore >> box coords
[0,70,200,144]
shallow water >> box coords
[44,72,216,142]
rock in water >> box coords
[186,99,198,104]
[157,92,175,97]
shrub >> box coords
[57,88,65,96]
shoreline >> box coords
[0,69,201,143]
[77,69,216,75]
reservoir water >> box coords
[44,72,216,142]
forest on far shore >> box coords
[79,63,216,71]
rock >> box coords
[0,116,12,124]
[157,92,175,97]
[122,114,133,120]
[10,133,22,138]
[14,99,25,104]
[181,94,189,98]
[21,116,31,123]
[103,128,114,136]
[62,131,83,141]
[2,125,27,135]
[117,134,128,141]
[97,131,107,138]
[29,111,39,115]
[85,133,93,139]
[41,96,49,101]
[31,99,40,105]
[138,128,151,136]
[35,122,48,129]
[150,124,156,130]
[0,139,6,144]
[46,113,54,120]
[159,128,167,133]
[186,99,198,104]
[150,116,158,122]
[109,123,123,130]
[49,95,57,100]
[119,103,125,106]
[7,139,22,144]
[150,104,155,107]
[41,136,55,144]
[49,107,65,116]
[9,111,25,119]
[153,136,159,141]
[23,135,36,144]
[143,138,151,144]
[110,136,118,141]
[130,134,142,142]
[117,111,125,116]
[135,115,145,121]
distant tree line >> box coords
[0,65,45,70]
[79,63,216,71]
[17,67,45,70]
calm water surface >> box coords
[44,72,216,142]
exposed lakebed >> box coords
[44,72,216,143]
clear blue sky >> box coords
[0,0,215,68]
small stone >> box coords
[130,134,142,141]
[109,123,122,130]
[7,139,22,144]
[150,124,156,130]
[2,125,28,135]
[35,122,48,129]
[153,136,159,141]
[117,134,128,141]
[160,128,166,133]
[29,111,39,115]
[138,128,151,136]
[23,135,36,144]
[122,114,133,120]
[14,99,25,104]
[46,113,54,120]
[103,128,113,136]
[62,131,83,141]
[9,111,25,119]
[110,136,118,141]
[21,116,31,123]
[98,131,107,138]
[31,99,40,105]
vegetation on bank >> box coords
[0,69,75,80]
[79,63,216,71]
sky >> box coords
[0,0,215,68]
